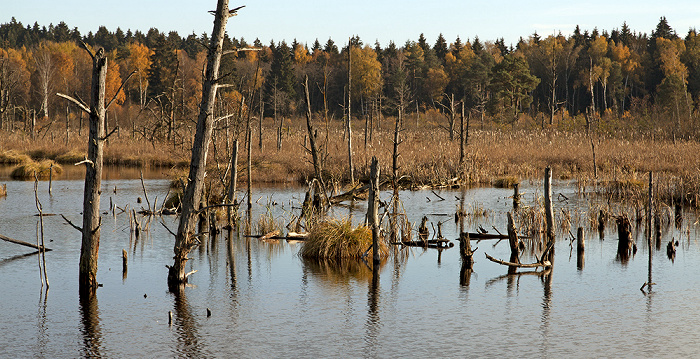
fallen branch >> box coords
[0,233,52,252]
[484,252,551,268]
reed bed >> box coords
[300,219,387,261]
[2,115,700,206]
[10,159,62,180]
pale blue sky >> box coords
[4,0,700,47]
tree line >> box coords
[1,16,700,141]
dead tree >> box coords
[346,37,355,184]
[57,44,133,291]
[169,0,239,288]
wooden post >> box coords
[544,167,554,261]
[122,249,128,279]
[647,171,653,291]
[512,183,520,209]
[48,163,53,196]
[368,156,380,265]
[170,0,234,289]
[226,139,238,228]
[577,227,585,253]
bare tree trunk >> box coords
[56,47,108,292]
[304,75,323,187]
[544,166,555,262]
[368,156,380,265]
[347,38,354,184]
[226,139,238,227]
[169,0,232,288]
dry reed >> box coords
[300,219,387,261]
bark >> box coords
[304,75,323,186]
[368,156,380,265]
[170,0,231,288]
[346,38,354,184]
[543,167,555,262]
[81,48,107,291]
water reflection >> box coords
[539,270,553,357]
[302,257,385,283]
[171,286,204,357]
[79,289,102,358]
[363,265,381,357]
[226,230,238,296]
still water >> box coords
[1,176,699,358]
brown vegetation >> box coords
[1,112,700,206]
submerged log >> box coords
[393,238,454,249]
[484,253,551,268]
[0,233,52,252]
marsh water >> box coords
[1,171,700,358]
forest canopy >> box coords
[1,16,699,139]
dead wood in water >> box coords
[0,233,52,252]
[484,253,551,268]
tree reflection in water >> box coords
[171,285,204,357]
[79,288,102,358]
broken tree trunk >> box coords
[304,75,324,191]
[346,38,354,184]
[616,215,635,262]
[368,156,380,265]
[56,44,111,291]
[543,166,555,262]
[507,212,520,265]
[169,0,234,289]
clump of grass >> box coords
[55,150,86,164]
[0,184,6,197]
[300,219,387,261]
[0,150,31,165]
[10,159,63,180]
[255,208,280,234]
[493,175,519,188]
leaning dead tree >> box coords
[168,0,240,288]
[57,44,133,291]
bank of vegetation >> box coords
[0,16,699,207]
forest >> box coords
[1,16,700,143]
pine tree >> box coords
[434,33,448,62]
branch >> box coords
[60,214,83,232]
[56,93,91,114]
[484,252,551,268]
[74,156,94,167]
[100,126,119,141]
[222,47,262,56]
[160,220,176,237]
[195,203,239,215]
[106,70,137,110]
[213,112,237,123]
[79,41,96,60]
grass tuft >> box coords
[300,219,387,261]
[10,159,63,180]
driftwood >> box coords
[463,232,529,240]
[328,180,390,204]
[0,233,52,252]
[484,253,551,268]
[392,239,454,249]
[244,232,309,241]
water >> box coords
[1,177,699,358]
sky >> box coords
[4,0,700,48]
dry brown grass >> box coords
[10,159,62,180]
[2,114,700,205]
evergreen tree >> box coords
[434,33,448,62]
[147,33,178,100]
